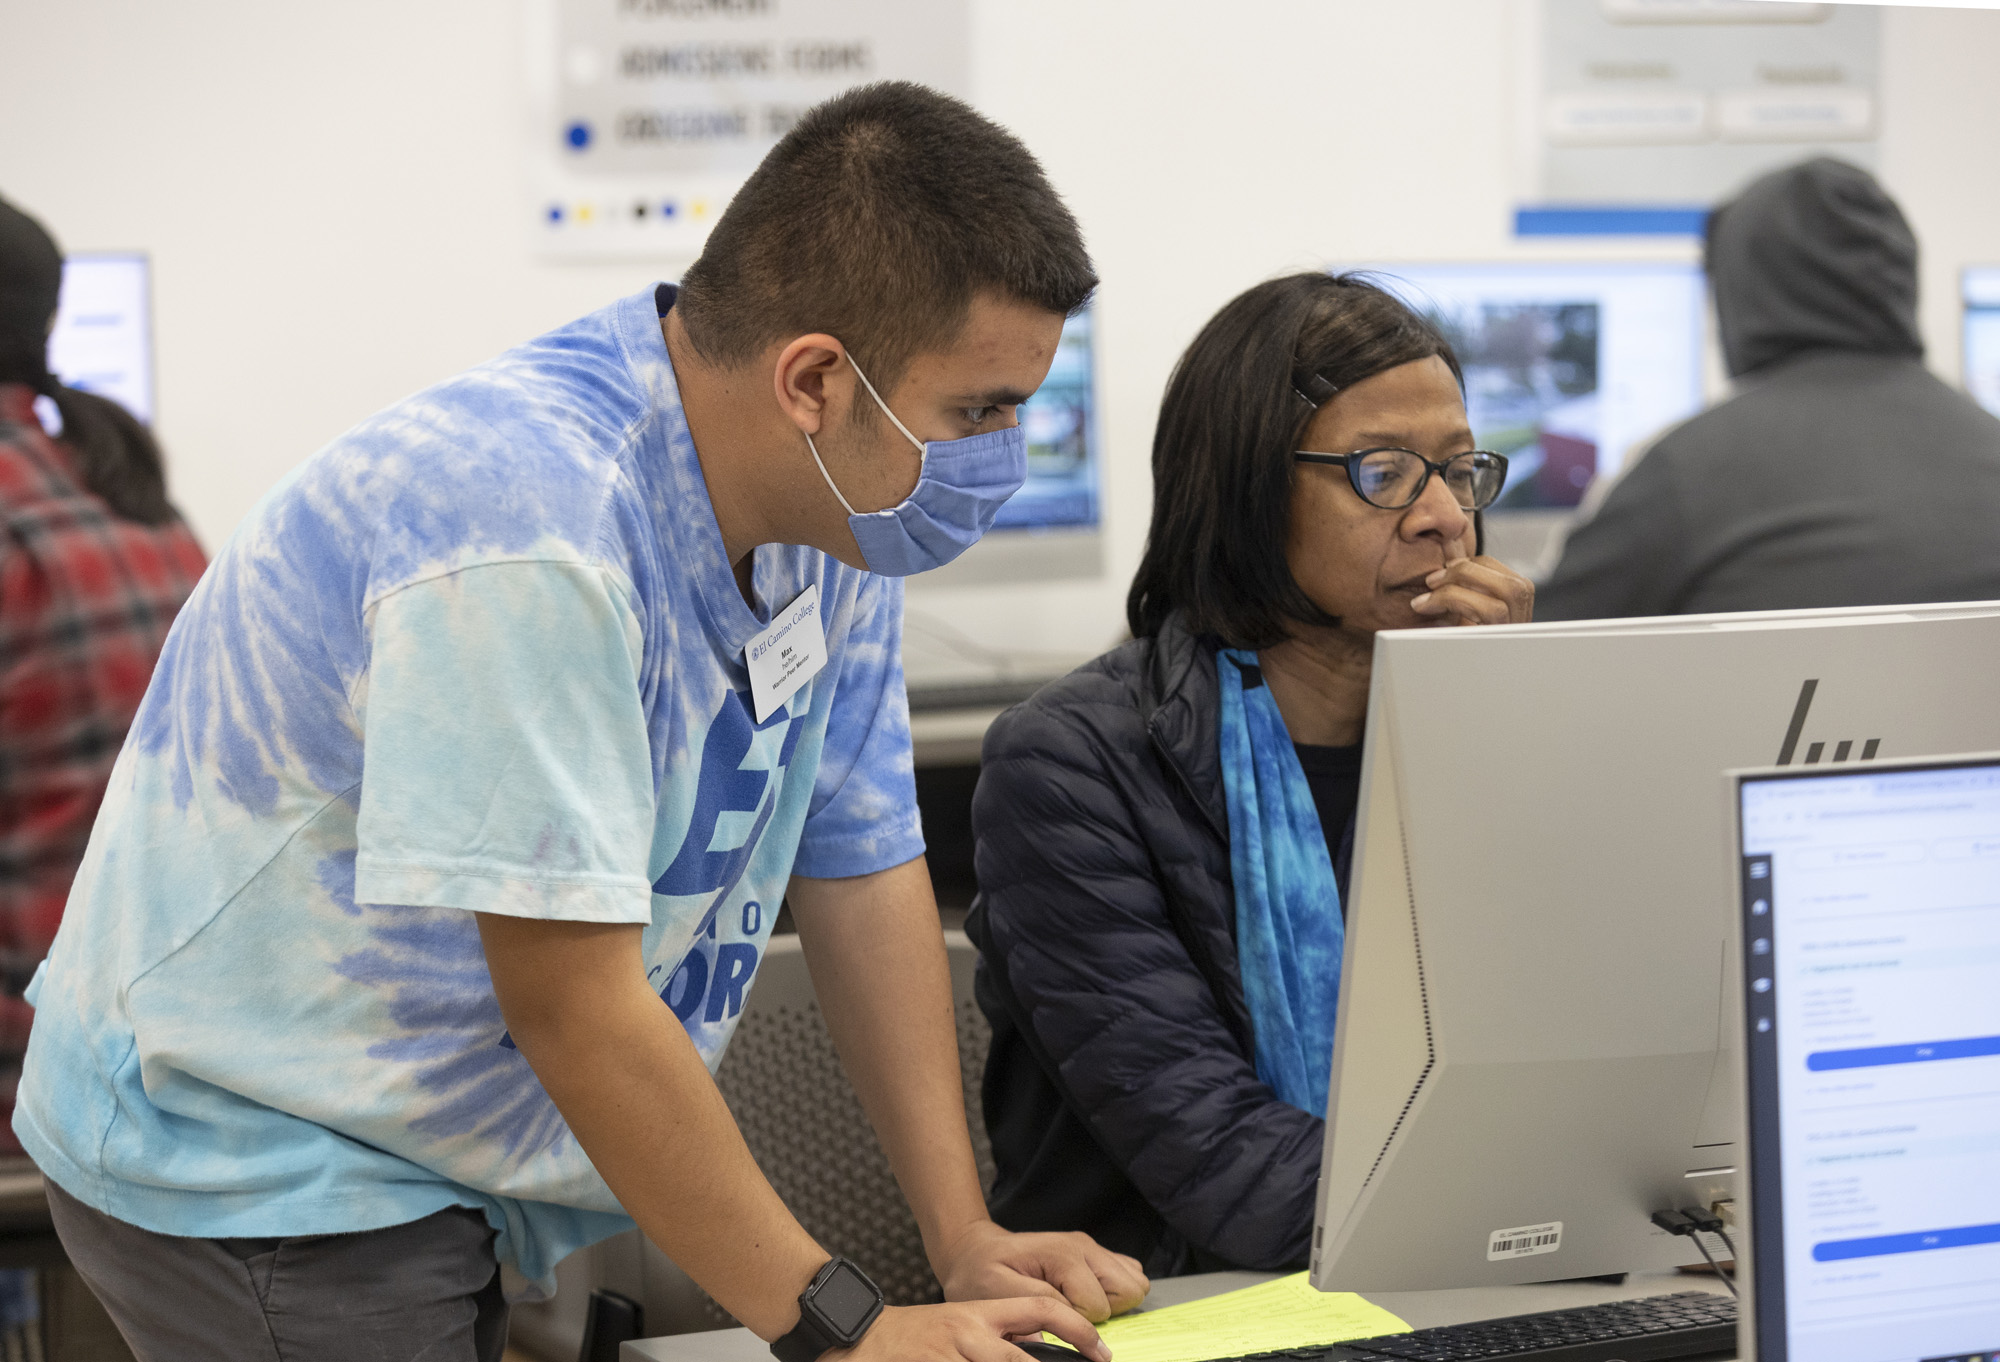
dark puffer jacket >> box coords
[965,616,1325,1276]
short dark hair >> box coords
[1126,272,1463,647]
[676,82,1096,387]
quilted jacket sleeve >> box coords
[971,675,1323,1270]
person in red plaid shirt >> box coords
[0,196,206,1151]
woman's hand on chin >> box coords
[1408,538,1535,626]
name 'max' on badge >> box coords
[746,583,826,721]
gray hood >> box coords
[1705,157,1923,379]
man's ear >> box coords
[773,335,850,438]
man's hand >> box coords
[1410,537,1535,626]
[934,1219,1149,1324]
[842,1298,1112,1362]
[788,867,1149,1326]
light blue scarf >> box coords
[1215,648,1346,1117]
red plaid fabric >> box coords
[0,383,205,1149]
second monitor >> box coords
[1963,265,2000,419]
[1344,261,1708,511]
[906,305,1101,588]
[47,251,154,426]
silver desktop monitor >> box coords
[1733,752,2000,1362]
[1310,599,2000,1293]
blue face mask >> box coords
[804,351,1028,577]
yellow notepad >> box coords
[1070,1272,1411,1362]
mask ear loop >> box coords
[803,345,926,519]
[805,431,859,516]
[843,349,928,466]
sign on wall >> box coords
[525,0,970,259]
[1516,0,1880,234]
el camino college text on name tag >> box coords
[746,584,827,722]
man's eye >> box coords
[962,406,993,424]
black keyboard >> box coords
[1222,1292,1736,1362]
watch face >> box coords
[812,1261,882,1339]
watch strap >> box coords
[771,1313,838,1362]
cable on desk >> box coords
[1650,1208,1738,1299]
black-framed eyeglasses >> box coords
[1293,447,1509,512]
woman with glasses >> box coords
[965,273,1532,1276]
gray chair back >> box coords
[509,929,993,1356]
[642,928,992,1333]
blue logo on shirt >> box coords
[494,688,804,1052]
[653,690,804,897]
[647,689,804,1029]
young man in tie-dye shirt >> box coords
[19,83,1146,1362]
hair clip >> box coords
[1293,371,1340,409]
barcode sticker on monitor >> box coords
[1486,1221,1563,1261]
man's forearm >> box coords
[477,915,825,1340]
[788,860,990,1262]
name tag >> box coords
[745,584,826,722]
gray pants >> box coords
[47,1179,509,1362]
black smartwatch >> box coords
[771,1257,885,1362]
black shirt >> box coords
[1293,741,1363,910]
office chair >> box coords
[508,928,995,1355]
[691,928,996,1323]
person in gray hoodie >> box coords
[1537,156,2000,620]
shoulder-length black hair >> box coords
[1126,271,1463,648]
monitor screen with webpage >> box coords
[45,252,153,425]
[1737,753,2000,1362]
[1341,262,1707,510]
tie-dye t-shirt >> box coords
[14,285,924,1286]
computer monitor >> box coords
[45,252,154,425]
[1310,599,2000,1293]
[991,307,1097,533]
[906,306,1100,587]
[1963,266,2000,419]
[1734,753,2000,1362]
[1344,262,1707,511]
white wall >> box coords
[1880,5,2000,379]
[5,1,1997,662]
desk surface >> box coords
[621,1268,1735,1361]
[909,705,1008,768]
